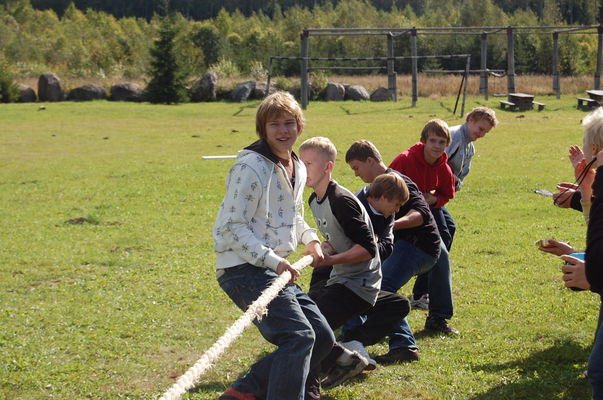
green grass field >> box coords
[0,96,598,399]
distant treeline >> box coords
[21,0,603,25]
[0,0,601,80]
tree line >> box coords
[12,0,603,25]
[0,0,601,84]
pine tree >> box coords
[145,9,189,104]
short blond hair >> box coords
[420,119,451,146]
[256,91,305,140]
[583,107,603,149]
[368,173,409,204]
[299,136,337,163]
[466,106,498,127]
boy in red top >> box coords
[389,119,456,312]
[389,119,455,209]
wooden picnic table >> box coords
[500,92,545,111]
[577,90,603,110]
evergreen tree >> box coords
[145,8,189,104]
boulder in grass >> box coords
[345,85,370,101]
[190,72,218,102]
[232,80,255,102]
[324,82,345,101]
[38,72,64,102]
[109,82,143,102]
[17,84,36,103]
[370,87,394,102]
[67,84,107,101]
[251,81,276,100]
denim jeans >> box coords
[589,302,603,399]
[381,240,453,349]
[413,206,456,298]
[218,263,335,400]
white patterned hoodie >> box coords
[213,140,319,271]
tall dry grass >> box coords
[322,74,595,97]
[17,74,596,98]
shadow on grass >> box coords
[469,339,591,400]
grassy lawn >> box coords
[0,96,598,399]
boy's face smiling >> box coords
[265,111,299,158]
[423,132,448,165]
[467,118,493,141]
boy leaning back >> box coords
[212,91,334,400]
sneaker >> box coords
[374,347,420,364]
[321,351,369,389]
[219,387,257,400]
[340,340,377,371]
[425,316,459,335]
[410,294,429,311]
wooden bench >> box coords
[499,100,517,110]
[533,101,546,111]
[577,97,597,110]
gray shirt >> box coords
[309,180,381,305]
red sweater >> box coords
[389,142,455,208]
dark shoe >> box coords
[219,387,257,400]
[425,316,459,335]
[374,347,419,364]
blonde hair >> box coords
[299,136,337,163]
[466,106,498,127]
[345,139,383,163]
[368,173,409,204]
[583,107,603,149]
[256,91,305,140]
[420,118,451,146]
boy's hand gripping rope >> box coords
[158,254,315,400]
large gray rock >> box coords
[370,87,394,102]
[190,72,217,102]
[38,72,64,102]
[232,80,255,102]
[252,81,276,100]
[345,85,370,101]
[324,82,345,101]
[67,84,107,101]
[17,84,36,102]
[109,82,143,102]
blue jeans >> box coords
[381,240,453,349]
[589,303,603,399]
[218,264,335,400]
[413,206,456,298]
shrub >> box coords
[208,57,240,79]
[0,58,19,103]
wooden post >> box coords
[596,25,603,90]
[387,33,397,101]
[300,29,310,109]
[411,28,418,107]
[506,26,515,94]
[461,55,470,117]
[480,32,488,100]
[552,32,560,99]
[265,57,273,98]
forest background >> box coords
[1,0,602,86]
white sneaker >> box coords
[322,350,369,389]
[410,294,429,311]
[340,340,376,370]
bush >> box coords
[208,57,240,79]
[0,59,19,103]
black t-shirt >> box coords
[386,168,441,258]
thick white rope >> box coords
[159,254,314,400]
